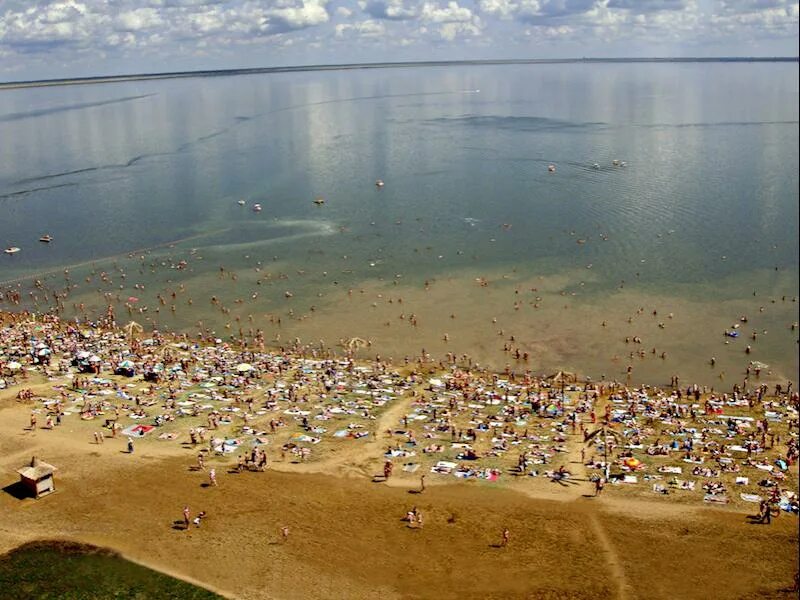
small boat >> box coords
[592,163,600,170]
[313,197,326,205]
[547,165,556,173]
[375,179,385,188]
[237,200,246,206]
[612,159,620,166]
[252,203,262,212]
[39,235,53,243]
[4,247,20,255]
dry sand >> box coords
[1,385,797,600]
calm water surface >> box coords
[1,63,797,385]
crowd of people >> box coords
[1,310,797,515]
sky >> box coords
[0,0,797,81]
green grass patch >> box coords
[0,541,222,600]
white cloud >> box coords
[479,0,522,18]
[267,0,330,30]
[420,1,473,23]
[116,8,163,32]
[439,20,482,38]
[0,0,797,79]
[335,18,386,36]
[363,0,418,20]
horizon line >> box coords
[2,56,798,90]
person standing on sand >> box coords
[384,460,393,481]
[501,528,510,547]
[197,453,205,471]
[183,506,191,530]
[758,500,772,525]
[419,474,426,493]
[209,468,217,487]
[127,437,134,454]
[595,477,604,496]
[281,526,290,542]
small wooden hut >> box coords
[16,456,57,498]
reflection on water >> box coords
[0,63,797,385]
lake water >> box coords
[1,63,798,386]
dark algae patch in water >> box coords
[0,540,223,599]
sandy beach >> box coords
[0,311,797,599]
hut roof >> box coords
[17,459,56,480]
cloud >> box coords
[0,0,797,79]
[420,1,474,22]
[515,0,598,24]
[438,20,482,38]
[335,18,386,36]
[266,0,330,31]
[115,9,163,32]
[478,0,519,18]
[607,0,687,11]
[362,0,418,20]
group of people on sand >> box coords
[3,310,798,518]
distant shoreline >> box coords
[1,57,797,90]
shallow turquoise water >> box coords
[0,63,797,384]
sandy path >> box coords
[587,511,631,600]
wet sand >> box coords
[5,245,796,388]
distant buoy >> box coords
[375,179,385,188]
[548,165,556,173]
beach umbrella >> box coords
[123,321,143,342]
[76,350,91,359]
[88,355,102,363]
[118,360,135,369]
[623,457,641,469]
[549,370,577,383]
[38,348,51,356]
[7,361,22,370]
[35,342,48,350]
[236,363,254,373]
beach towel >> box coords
[658,466,682,474]
[432,461,457,474]
[703,494,729,504]
[740,493,761,503]
[121,424,155,437]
